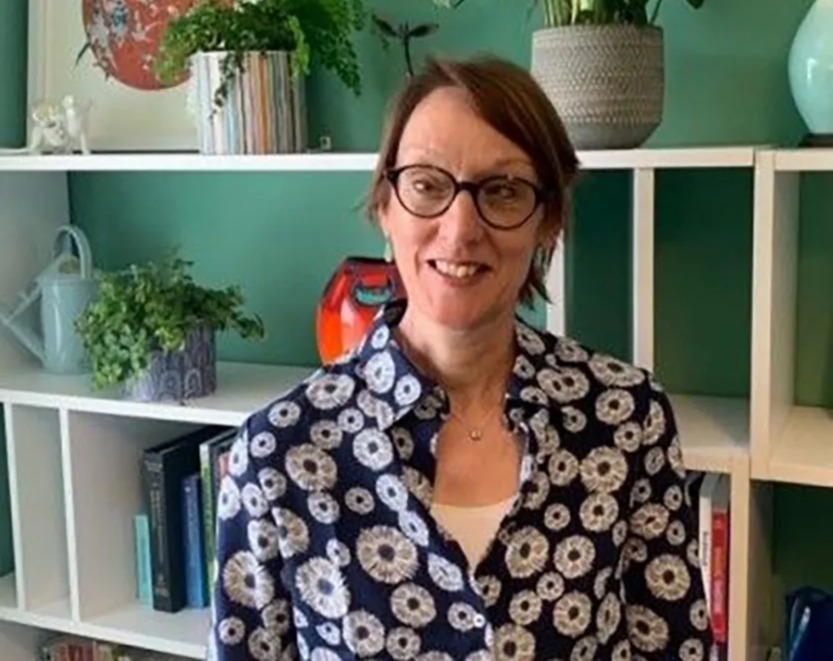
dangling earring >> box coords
[384,237,393,262]
[534,243,553,280]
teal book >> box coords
[135,513,152,606]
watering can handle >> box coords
[53,225,93,278]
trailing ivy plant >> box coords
[155,0,365,109]
[75,252,265,391]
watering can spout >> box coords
[0,290,46,363]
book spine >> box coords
[183,472,207,607]
[200,441,216,594]
[134,513,152,606]
[711,506,730,643]
[143,453,174,612]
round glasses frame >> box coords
[384,164,553,231]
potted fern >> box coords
[155,0,365,155]
[75,253,265,403]
[529,0,705,150]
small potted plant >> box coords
[155,0,365,154]
[526,0,706,150]
[75,252,265,403]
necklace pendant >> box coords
[469,429,483,441]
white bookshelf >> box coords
[0,144,820,661]
[0,362,313,426]
[752,148,833,491]
[0,145,756,173]
[773,148,833,172]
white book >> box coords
[698,472,720,612]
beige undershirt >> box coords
[431,495,517,567]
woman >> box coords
[210,55,713,660]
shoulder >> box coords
[520,320,659,396]
[516,320,674,437]
[523,325,686,483]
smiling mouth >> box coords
[428,259,490,279]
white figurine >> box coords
[61,96,91,155]
[0,95,92,155]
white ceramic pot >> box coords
[190,50,307,154]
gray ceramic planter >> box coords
[531,25,665,150]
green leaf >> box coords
[155,0,364,99]
[408,22,440,38]
[75,249,265,391]
[371,14,399,38]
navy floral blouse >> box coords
[209,301,713,660]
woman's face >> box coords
[378,86,550,333]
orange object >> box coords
[316,257,405,364]
[82,0,199,90]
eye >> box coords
[486,181,519,199]
[401,168,452,198]
[481,178,531,204]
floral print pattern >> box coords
[210,301,713,659]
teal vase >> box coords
[789,0,833,145]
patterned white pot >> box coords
[190,50,307,154]
[531,25,664,150]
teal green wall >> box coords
[0,0,26,148]
[3,0,833,633]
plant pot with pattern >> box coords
[75,252,265,403]
[155,0,365,154]
[528,0,706,150]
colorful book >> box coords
[200,428,237,594]
[134,514,152,606]
[183,472,207,608]
[142,425,231,613]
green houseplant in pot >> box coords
[528,0,705,150]
[75,253,265,403]
[155,0,365,154]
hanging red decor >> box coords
[81,0,197,90]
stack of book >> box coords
[687,470,731,661]
[40,634,187,660]
[135,425,238,613]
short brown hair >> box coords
[365,53,580,307]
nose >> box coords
[438,189,485,245]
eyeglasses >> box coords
[385,164,553,230]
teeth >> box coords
[434,260,480,279]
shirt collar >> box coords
[352,299,553,436]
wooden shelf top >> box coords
[670,394,749,475]
[0,361,315,426]
[766,405,833,487]
[0,586,207,659]
[0,146,758,173]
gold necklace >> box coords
[446,405,502,442]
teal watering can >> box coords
[0,225,99,374]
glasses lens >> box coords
[395,166,455,217]
[477,177,538,228]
